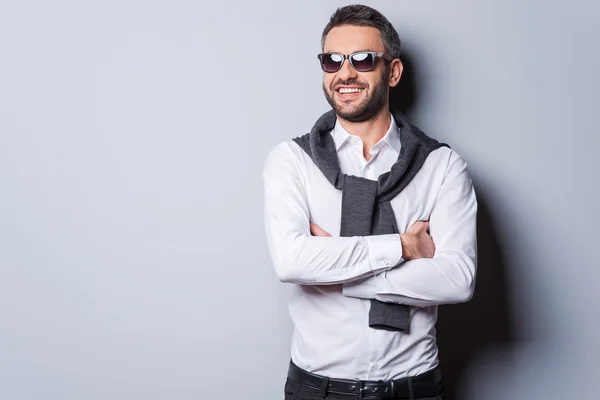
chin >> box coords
[335,102,366,117]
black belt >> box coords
[287,361,443,399]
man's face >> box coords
[322,25,390,123]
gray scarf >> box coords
[293,108,448,332]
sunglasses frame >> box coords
[317,51,393,73]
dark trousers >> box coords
[284,362,445,400]
[284,378,444,400]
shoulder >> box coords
[264,139,306,166]
[263,139,309,180]
[430,145,467,165]
[427,146,472,181]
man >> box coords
[263,4,477,400]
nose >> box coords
[336,57,358,82]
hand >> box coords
[400,221,435,260]
[310,223,331,237]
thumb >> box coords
[408,220,429,234]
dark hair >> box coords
[321,4,402,59]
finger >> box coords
[421,221,430,235]
[310,223,331,237]
[409,220,429,234]
[315,225,332,237]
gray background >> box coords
[0,1,597,399]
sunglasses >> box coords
[317,51,393,73]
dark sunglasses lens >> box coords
[350,53,375,71]
[321,53,343,72]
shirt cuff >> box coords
[364,233,403,272]
[342,272,383,299]
[343,235,402,300]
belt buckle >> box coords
[358,381,385,400]
[358,383,366,400]
[348,381,365,399]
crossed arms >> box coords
[262,143,478,307]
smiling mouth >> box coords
[337,87,365,94]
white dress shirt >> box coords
[262,115,477,380]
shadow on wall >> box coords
[390,51,517,400]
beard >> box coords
[322,67,389,123]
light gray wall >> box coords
[0,1,597,399]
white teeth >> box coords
[338,87,364,94]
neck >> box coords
[336,105,392,160]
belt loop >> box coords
[320,376,329,399]
[408,377,414,400]
[390,380,396,398]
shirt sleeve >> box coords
[342,151,478,306]
[263,142,403,285]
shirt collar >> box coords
[330,113,401,153]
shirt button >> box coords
[372,364,379,370]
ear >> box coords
[388,59,403,88]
